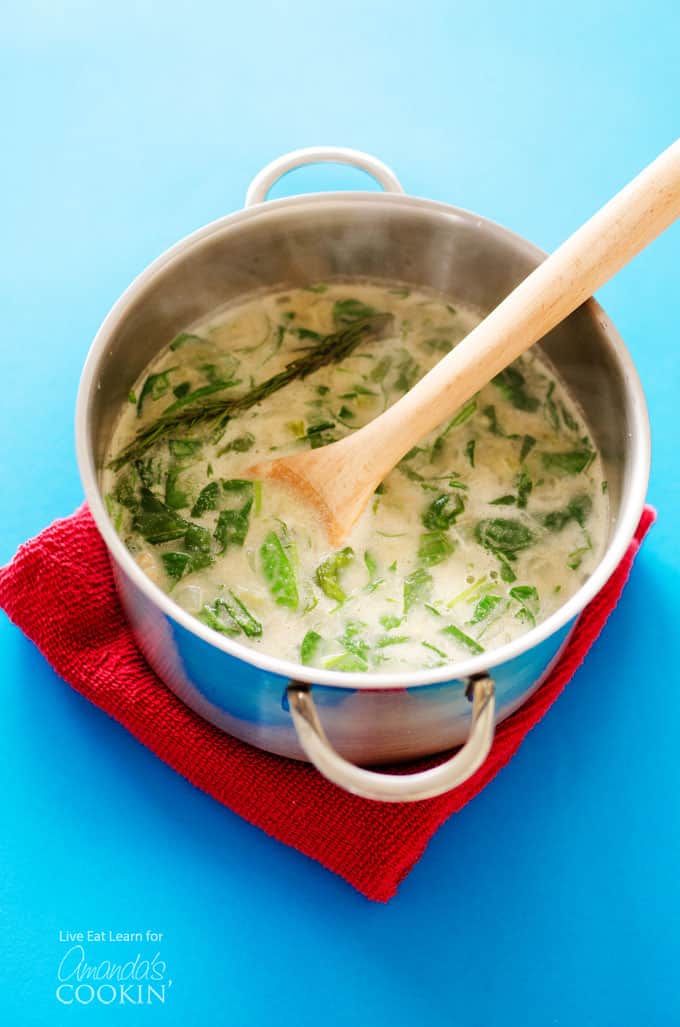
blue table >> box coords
[2,2,679,1023]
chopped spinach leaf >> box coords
[418,531,455,566]
[542,449,595,475]
[301,630,323,665]
[441,624,485,654]
[191,481,220,517]
[493,366,539,411]
[422,492,465,530]
[403,567,433,613]
[260,530,299,609]
[316,547,355,603]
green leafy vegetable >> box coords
[474,518,535,555]
[214,480,254,551]
[220,592,263,638]
[544,381,559,428]
[519,435,536,462]
[380,614,404,630]
[132,488,189,544]
[509,585,540,626]
[316,547,355,603]
[191,481,220,517]
[542,449,595,475]
[441,624,485,654]
[137,370,175,415]
[261,530,299,609]
[217,432,255,455]
[544,495,592,531]
[164,467,190,510]
[465,439,476,467]
[301,630,323,665]
[333,298,377,325]
[169,439,202,460]
[422,492,465,530]
[468,594,502,624]
[493,366,539,411]
[418,531,455,566]
[403,567,432,613]
[169,331,204,350]
[324,652,368,672]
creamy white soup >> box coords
[103,283,608,672]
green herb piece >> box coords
[370,355,392,383]
[520,435,536,462]
[376,635,410,648]
[560,402,579,431]
[197,600,239,636]
[315,547,355,603]
[516,470,533,509]
[161,552,192,580]
[567,546,590,570]
[403,567,433,613]
[169,331,204,350]
[338,405,355,420]
[287,420,305,437]
[422,492,465,530]
[442,624,485,654]
[379,614,404,630]
[301,630,323,665]
[544,495,592,531]
[217,432,255,455]
[191,481,220,517]
[137,370,174,415]
[113,472,138,510]
[169,438,202,460]
[542,449,595,475]
[333,298,377,325]
[468,594,502,624]
[110,314,393,469]
[364,551,378,582]
[165,467,190,509]
[324,652,368,672]
[161,380,239,418]
[132,488,189,544]
[214,480,253,551]
[493,366,539,411]
[431,399,477,459]
[260,530,299,610]
[395,353,420,392]
[465,439,476,467]
[253,480,262,515]
[475,518,535,555]
[221,592,263,638]
[134,456,163,488]
[423,337,452,354]
[602,480,608,494]
[128,390,137,404]
[490,494,516,506]
[421,641,447,659]
[418,531,455,566]
[305,283,328,293]
[509,585,540,626]
[544,381,559,428]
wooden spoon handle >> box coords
[358,137,680,478]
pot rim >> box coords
[75,189,651,691]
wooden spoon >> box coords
[250,139,680,545]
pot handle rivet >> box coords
[286,675,495,803]
[245,146,405,208]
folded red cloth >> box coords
[0,504,654,901]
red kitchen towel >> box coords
[0,504,654,902]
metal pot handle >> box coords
[245,146,405,208]
[287,675,495,802]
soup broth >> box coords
[103,283,608,672]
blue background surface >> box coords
[2,2,679,1023]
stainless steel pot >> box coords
[76,147,650,801]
